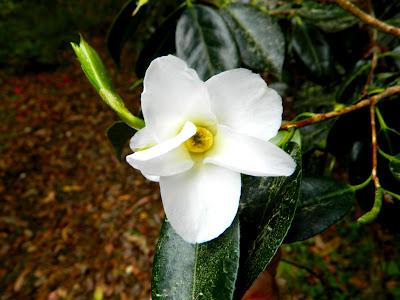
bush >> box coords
[0,0,124,70]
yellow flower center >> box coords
[185,126,214,153]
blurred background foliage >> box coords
[0,0,125,70]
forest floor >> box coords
[0,38,163,300]
[1,37,400,300]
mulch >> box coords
[0,38,163,300]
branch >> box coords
[333,0,400,38]
[354,96,383,224]
[361,46,378,97]
[281,86,400,130]
[369,96,380,190]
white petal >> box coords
[129,121,196,161]
[126,145,193,177]
[204,126,296,177]
[141,172,160,182]
[130,126,157,150]
[142,55,216,140]
[159,164,241,243]
[206,68,282,141]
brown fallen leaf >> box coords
[349,276,368,289]
[310,236,341,256]
[42,191,56,203]
[14,268,31,292]
[61,185,83,192]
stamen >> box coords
[185,126,214,153]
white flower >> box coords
[126,55,295,243]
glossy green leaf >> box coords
[152,217,240,300]
[106,0,150,66]
[175,4,240,80]
[221,3,285,77]
[292,20,334,81]
[106,121,136,160]
[285,177,355,243]
[235,136,302,297]
[390,154,400,181]
[135,5,184,78]
[298,0,358,33]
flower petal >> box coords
[204,126,296,177]
[142,55,216,141]
[130,126,157,150]
[159,164,241,243]
[126,121,196,176]
[129,121,196,161]
[206,68,282,141]
[141,172,160,182]
[126,145,193,177]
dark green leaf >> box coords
[391,46,400,69]
[298,0,358,33]
[292,20,334,81]
[300,120,335,153]
[390,154,400,181]
[175,4,240,80]
[377,12,400,49]
[135,5,184,78]
[378,127,400,155]
[336,60,370,103]
[294,81,337,113]
[106,0,150,66]
[375,0,400,20]
[106,121,136,160]
[221,3,285,77]
[152,217,240,299]
[235,137,302,297]
[285,177,355,243]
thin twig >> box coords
[281,258,321,280]
[280,86,400,130]
[357,96,383,224]
[361,0,378,97]
[281,258,333,299]
[361,49,378,97]
[370,96,380,189]
[332,0,400,38]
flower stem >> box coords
[277,127,295,147]
[350,175,372,191]
[357,98,382,224]
[357,187,383,224]
[99,89,145,130]
[377,147,394,161]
